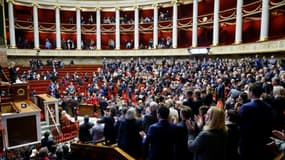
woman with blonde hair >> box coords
[187,107,227,160]
[117,108,142,158]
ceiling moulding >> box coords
[14,0,192,9]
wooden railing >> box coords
[70,142,135,160]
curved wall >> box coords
[2,0,285,61]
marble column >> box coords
[8,0,16,48]
[115,7,120,49]
[212,0,220,46]
[55,5,61,49]
[96,8,101,50]
[172,0,177,48]
[192,0,198,47]
[153,4,158,49]
[33,3,40,49]
[235,0,243,44]
[260,0,269,41]
[76,7,81,50]
[134,6,139,49]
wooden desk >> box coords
[1,100,41,150]
[78,104,94,117]
[36,94,59,126]
[13,100,41,113]
[10,83,29,101]
[37,94,58,102]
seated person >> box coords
[64,82,75,95]
[60,110,73,127]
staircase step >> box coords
[40,121,48,126]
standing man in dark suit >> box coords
[8,62,19,84]
[71,96,78,120]
[79,115,94,143]
[142,101,158,132]
[239,83,273,160]
[215,78,225,108]
[176,107,193,160]
[141,105,177,160]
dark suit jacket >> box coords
[188,129,227,160]
[142,111,158,132]
[144,119,177,160]
[117,119,142,158]
[225,122,240,160]
[216,84,225,100]
[9,67,18,83]
[176,120,192,160]
[239,100,273,160]
[79,122,94,143]
[97,116,116,145]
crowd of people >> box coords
[5,55,285,159]
[51,55,285,159]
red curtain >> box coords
[101,11,115,19]
[219,23,235,45]
[101,33,115,49]
[61,10,76,24]
[120,33,134,49]
[120,10,134,21]
[159,6,172,18]
[178,29,192,48]
[82,33,96,44]
[15,30,34,48]
[14,5,32,21]
[139,32,153,48]
[158,30,171,39]
[198,27,212,46]
[198,0,214,15]
[61,33,76,42]
[178,4,192,18]
[140,9,153,18]
[81,11,96,24]
[38,9,55,23]
[269,14,285,40]
[220,0,237,11]
[243,19,261,43]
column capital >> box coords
[32,2,39,7]
[171,0,178,5]
[6,0,14,4]
[54,4,61,9]
[76,6,81,10]
[95,7,101,11]
[152,3,159,9]
[115,6,120,11]
[133,5,140,10]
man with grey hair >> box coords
[142,101,158,132]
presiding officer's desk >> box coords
[13,100,41,113]
[1,100,42,150]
